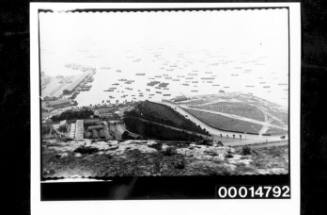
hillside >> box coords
[123,100,210,138]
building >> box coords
[75,120,84,140]
[94,107,114,118]
[108,120,141,140]
[108,120,126,140]
[68,123,76,139]
[87,125,104,130]
[52,123,60,130]
[63,71,93,94]
[46,98,73,109]
[172,95,188,102]
[59,120,67,127]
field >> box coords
[183,108,262,134]
[269,110,288,125]
[269,119,285,127]
[265,127,287,136]
[124,101,208,135]
[197,102,265,121]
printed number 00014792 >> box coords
[217,185,290,199]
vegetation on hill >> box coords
[51,108,94,121]
[124,117,205,141]
[124,101,209,135]
[41,123,52,135]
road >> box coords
[189,98,238,107]
[157,101,286,144]
[233,140,289,148]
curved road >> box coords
[156,101,286,144]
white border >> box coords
[30,3,301,215]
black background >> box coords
[1,0,326,214]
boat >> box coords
[104,87,116,92]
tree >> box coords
[41,124,51,135]
[62,89,71,95]
[58,125,67,133]
[241,146,252,155]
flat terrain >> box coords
[196,102,265,121]
[41,72,93,98]
[41,76,68,97]
[183,108,262,134]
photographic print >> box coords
[39,7,290,180]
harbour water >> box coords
[42,45,288,108]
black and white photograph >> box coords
[39,7,290,179]
[30,3,300,207]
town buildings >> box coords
[94,107,115,118]
[45,98,73,109]
[75,120,84,141]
